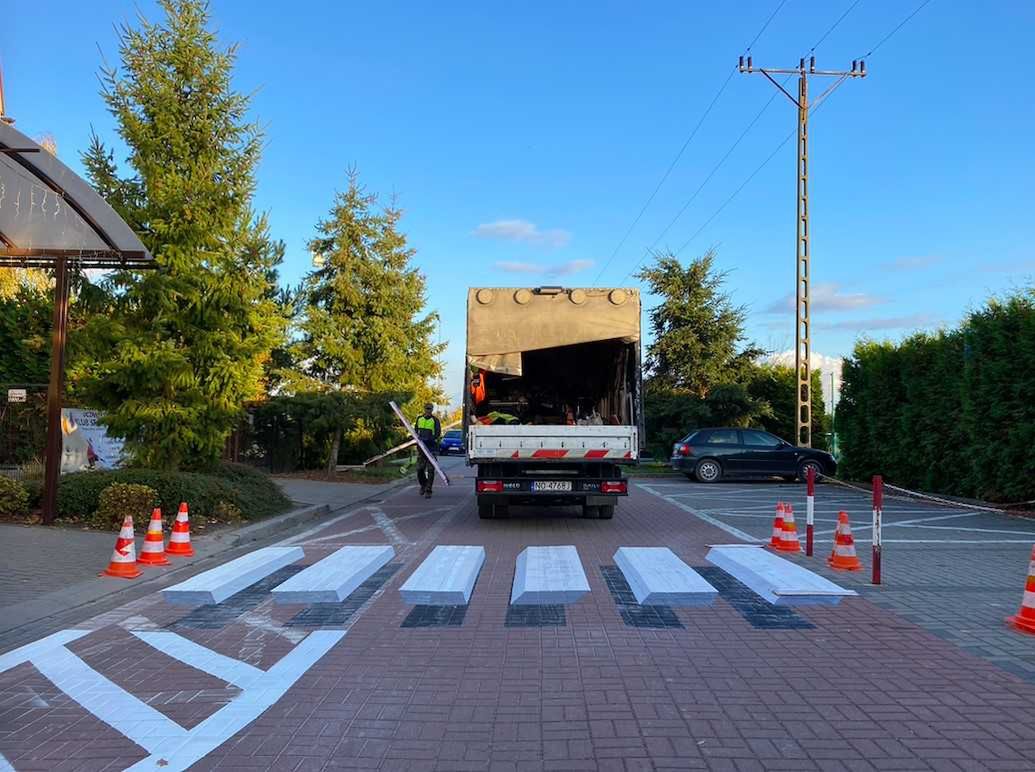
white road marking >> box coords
[271,545,395,604]
[125,630,345,771]
[399,546,486,605]
[900,523,1035,536]
[850,539,1035,544]
[637,483,763,543]
[511,546,590,605]
[370,507,409,548]
[885,511,987,527]
[236,608,308,644]
[0,752,15,772]
[0,630,90,673]
[162,547,304,606]
[706,545,855,605]
[31,645,187,754]
[131,631,265,688]
[302,507,451,546]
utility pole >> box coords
[738,55,865,447]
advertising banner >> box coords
[61,409,125,473]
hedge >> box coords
[837,290,1035,503]
[56,463,291,523]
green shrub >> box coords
[23,479,43,509]
[56,464,291,524]
[95,483,159,530]
[838,289,1035,503]
[0,476,30,517]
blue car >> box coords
[439,429,464,455]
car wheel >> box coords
[695,459,722,483]
[597,504,615,520]
[797,460,824,483]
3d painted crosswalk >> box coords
[161,541,855,616]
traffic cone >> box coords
[137,508,170,566]
[827,512,862,571]
[769,502,786,548]
[776,504,801,552]
[1006,546,1035,635]
[167,502,194,557]
[101,515,142,579]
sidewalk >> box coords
[0,476,406,652]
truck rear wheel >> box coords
[581,504,599,519]
[478,503,494,519]
[597,504,615,520]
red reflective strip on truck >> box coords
[531,449,568,458]
[511,451,520,459]
[584,449,608,459]
[624,451,632,459]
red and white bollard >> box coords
[872,474,883,585]
[805,465,816,556]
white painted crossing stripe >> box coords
[613,547,717,606]
[370,508,410,547]
[706,545,857,606]
[271,545,394,604]
[0,752,15,772]
[636,483,763,543]
[0,629,90,673]
[400,545,486,605]
[125,630,345,772]
[130,631,265,688]
[162,546,304,605]
[31,645,187,754]
[511,545,590,605]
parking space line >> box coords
[637,483,763,543]
[32,646,188,754]
[897,524,1035,536]
[887,511,986,526]
[131,631,265,688]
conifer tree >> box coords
[77,0,285,469]
[291,169,443,470]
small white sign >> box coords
[7,388,27,403]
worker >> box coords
[414,402,441,498]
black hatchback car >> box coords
[670,427,836,483]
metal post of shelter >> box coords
[42,256,70,523]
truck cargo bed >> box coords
[468,424,638,463]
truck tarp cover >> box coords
[467,288,640,376]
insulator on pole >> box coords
[860,59,866,74]
[799,57,805,70]
[739,55,744,70]
[851,60,857,72]
[809,56,815,73]
[747,56,753,71]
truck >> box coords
[463,286,643,519]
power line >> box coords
[858,0,934,58]
[808,0,863,53]
[593,0,788,284]
[591,67,737,284]
[669,0,936,259]
[618,87,785,283]
[614,2,865,285]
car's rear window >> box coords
[696,429,738,445]
[445,430,462,439]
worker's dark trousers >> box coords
[417,451,435,492]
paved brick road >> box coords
[2,466,1034,771]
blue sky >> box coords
[4,1,1034,405]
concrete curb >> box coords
[0,476,417,651]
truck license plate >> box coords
[532,480,572,492]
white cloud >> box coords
[495,259,594,277]
[764,282,881,314]
[766,350,843,405]
[880,255,942,271]
[815,313,938,332]
[473,219,572,248]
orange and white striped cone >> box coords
[827,511,862,571]
[769,502,786,548]
[1006,546,1035,635]
[137,508,170,566]
[166,501,194,557]
[776,504,801,553]
[101,515,142,579]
